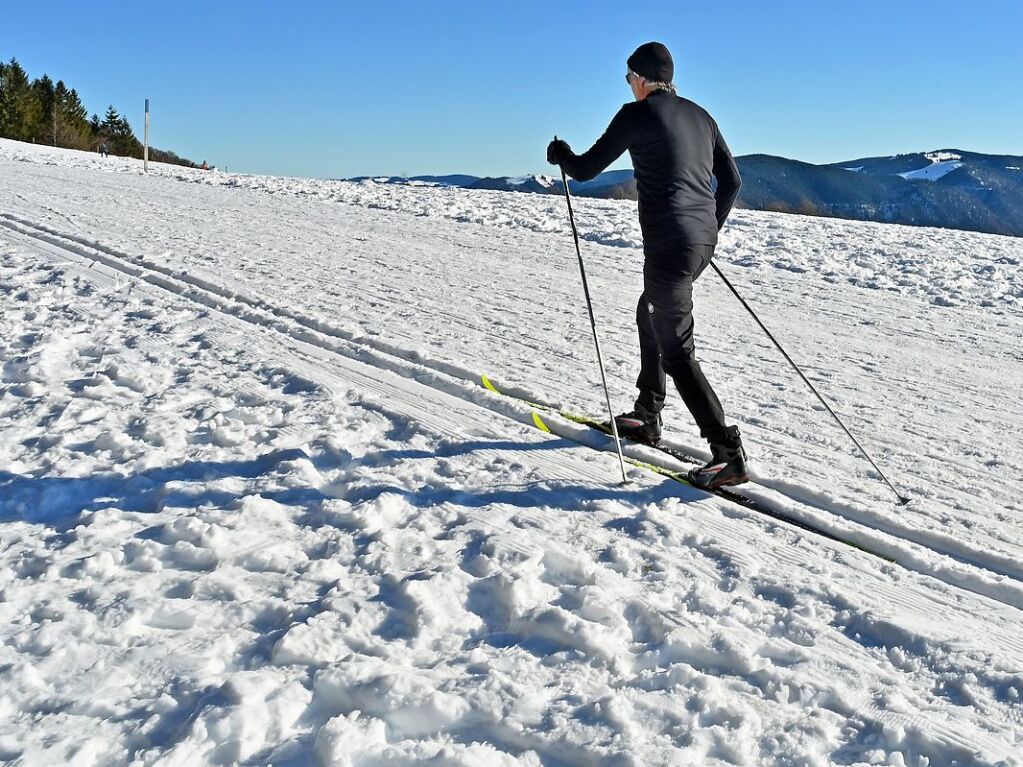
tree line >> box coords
[0,57,195,167]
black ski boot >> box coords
[688,425,749,489]
[613,406,662,444]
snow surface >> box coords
[506,175,557,188]
[898,160,964,182]
[925,151,963,164]
[2,138,1022,766]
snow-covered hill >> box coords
[1,139,1021,766]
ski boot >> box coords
[612,406,662,445]
[688,425,749,489]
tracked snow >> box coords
[1,139,1021,766]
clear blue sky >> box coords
[4,0,1021,179]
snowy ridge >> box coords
[2,138,1022,765]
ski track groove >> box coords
[3,213,1023,618]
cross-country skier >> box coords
[547,41,748,489]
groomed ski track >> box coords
[2,213,1022,613]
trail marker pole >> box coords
[144,99,150,172]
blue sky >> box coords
[3,1,1021,179]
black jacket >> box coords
[559,90,741,250]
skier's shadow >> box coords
[0,439,693,532]
[347,436,691,509]
[0,447,318,531]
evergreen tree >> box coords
[53,82,92,149]
[0,58,42,142]
[100,105,142,157]
[0,61,7,132]
[100,105,121,135]
[31,74,55,143]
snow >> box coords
[899,160,964,182]
[897,151,967,182]
[2,138,1022,766]
[506,174,556,188]
[925,151,963,163]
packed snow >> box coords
[1,138,1022,766]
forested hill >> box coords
[0,57,194,167]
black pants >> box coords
[634,243,727,441]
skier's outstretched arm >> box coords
[548,108,630,182]
[712,128,742,230]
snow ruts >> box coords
[2,212,1023,613]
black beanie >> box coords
[627,41,674,83]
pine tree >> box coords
[31,74,55,143]
[0,58,42,142]
[100,105,121,135]
[0,61,7,132]
[52,81,92,149]
[100,105,142,157]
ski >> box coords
[479,374,890,558]
[575,416,705,467]
[481,374,704,463]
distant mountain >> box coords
[347,171,639,200]
[348,174,481,187]
[740,150,1023,236]
[347,149,1023,237]
[568,169,637,198]
[467,174,559,194]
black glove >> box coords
[547,138,571,166]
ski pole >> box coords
[556,149,629,484]
[709,261,910,505]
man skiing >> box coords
[547,41,748,489]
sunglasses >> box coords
[626,71,643,84]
